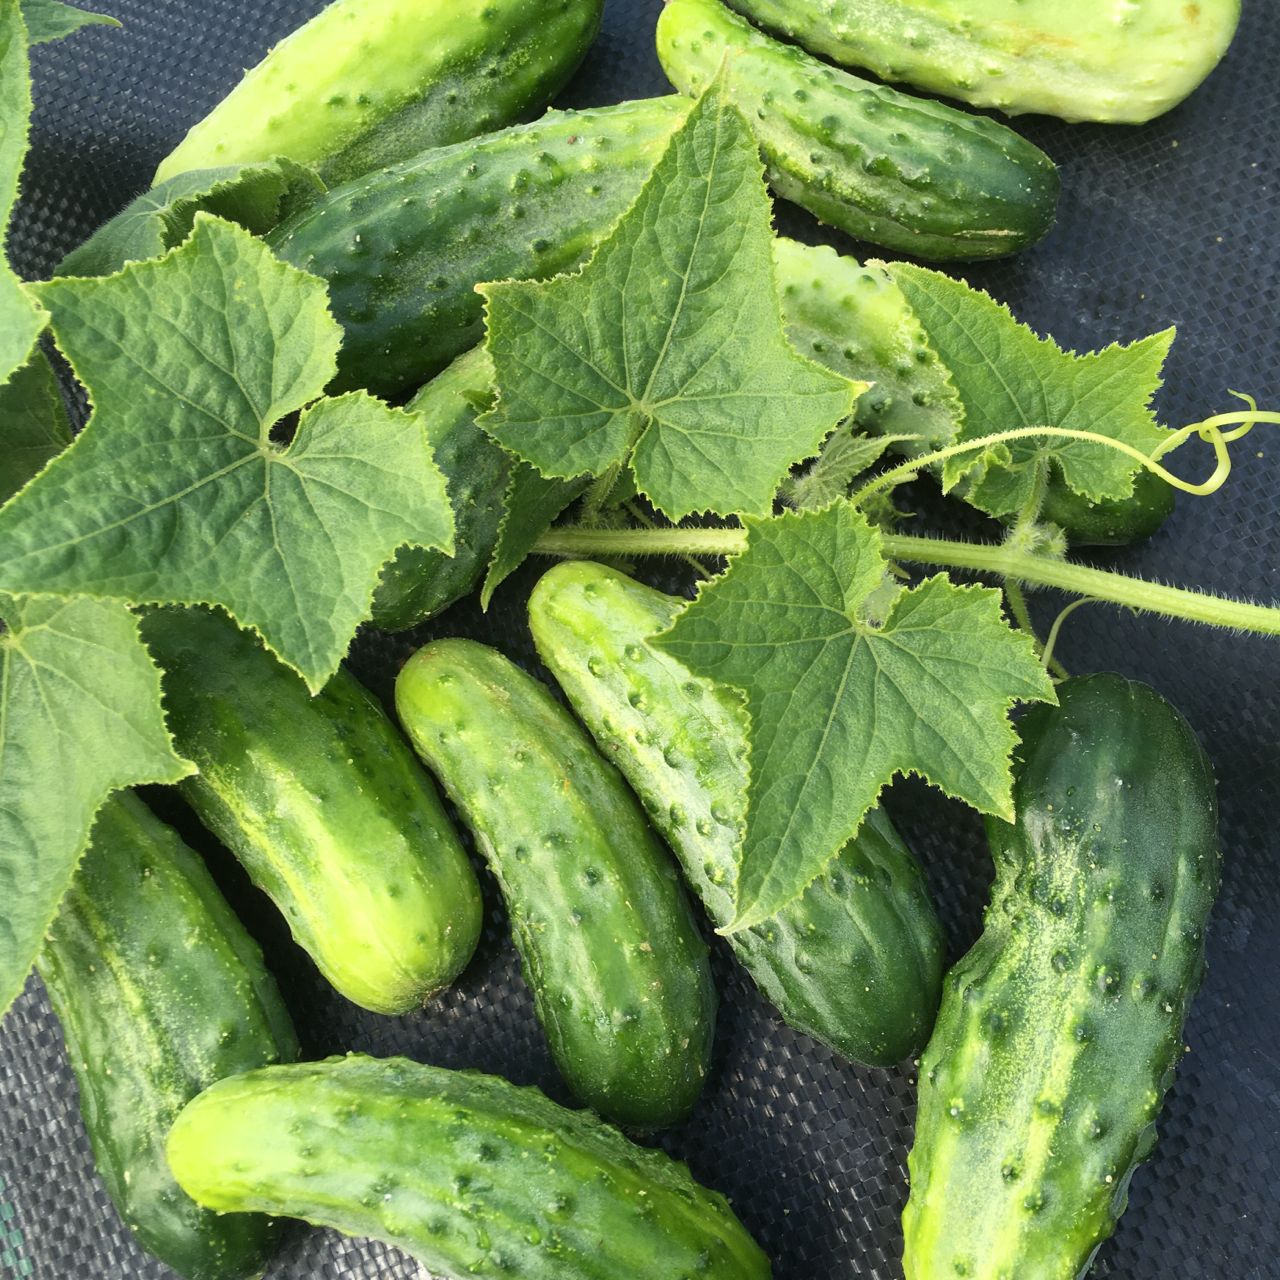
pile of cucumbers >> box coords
[23,0,1240,1278]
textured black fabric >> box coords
[2,1,1278,1277]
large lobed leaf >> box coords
[661,502,1056,930]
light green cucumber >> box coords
[395,639,716,1129]
[155,0,604,186]
[530,561,945,1066]
[727,0,1240,124]
[168,1055,772,1280]
[659,0,1059,260]
[39,793,297,1280]
[140,607,483,1017]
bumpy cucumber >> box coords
[774,237,1174,545]
[140,607,483,1017]
[155,0,604,187]
[168,1054,771,1280]
[395,639,716,1129]
[267,96,687,399]
[38,793,297,1280]
[903,675,1220,1279]
[371,348,506,631]
[728,0,1240,124]
[659,0,1057,260]
[529,561,944,1066]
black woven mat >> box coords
[2,2,1278,1277]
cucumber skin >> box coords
[370,349,506,631]
[38,793,298,1280]
[726,0,1240,125]
[529,561,944,1067]
[168,1055,771,1280]
[395,639,716,1130]
[903,675,1220,1279]
[659,0,1057,261]
[155,0,604,187]
[140,608,483,1017]
[267,96,687,400]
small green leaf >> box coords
[889,263,1174,520]
[19,0,117,43]
[0,348,69,503]
[481,463,584,608]
[0,216,454,691]
[60,157,323,278]
[660,502,1055,930]
[481,82,858,520]
[782,427,914,512]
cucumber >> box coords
[370,348,506,631]
[155,0,604,187]
[38,793,297,1280]
[140,607,483,1017]
[267,96,688,400]
[168,1054,771,1280]
[658,0,1058,261]
[727,0,1240,124]
[529,561,944,1067]
[395,639,716,1129]
[1037,470,1176,548]
[903,674,1220,1278]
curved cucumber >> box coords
[39,793,297,1280]
[155,0,604,186]
[371,348,506,631]
[395,639,716,1129]
[141,607,483,1016]
[168,1054,771,1280]
[727,0,1240,124]
[903,674,1220,1278]
[659,0,1058,260]
[529,561,944,1066]
[267,96,688,399]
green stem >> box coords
[532,525,1280,636]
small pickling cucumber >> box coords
[659,0,1058,260]
[155,0,604,186]
[38,793,297,1280]
[140,607,483,1017]
[267,96,688,399]
[727,0,1240,124]
[529,561,944,1067]
[167,1054,772,1280]
[395,639,716,1129]
[903,674,1220,1279]
[370,348,507,632]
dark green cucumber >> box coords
[658,0,1058,261]
[529,561,944,1066]
[395,639,716,1129]
[267,96,688,399]
[38,793,297,1280]
[155,0,604,186]
[140,607,483,1017]
[904,674,1220,1278]
[168,1055,771,1280]
[1036,470,1177,547]
[371,348,506,631]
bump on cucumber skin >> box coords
[395,639,717,1130]
[154,0,604,187]
[267,96,688,401]
[726,0,1241,125]
[37,793,298,1280]
[140,607,483,1017]
[903,674,1220,1280]
[659,0,1058,262]
[168,1055,771,1280]
[370,348,506,632]
[528,561,946,1068]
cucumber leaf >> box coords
[660,502,1055,930]
[481,463,585,608]
[481,82,859,521]
[60,157,323,278]
[19,0,117,43]
[781,427,913,512]
[0,216,454,692]
[890,263,1174,520]
[0,348,68,502]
